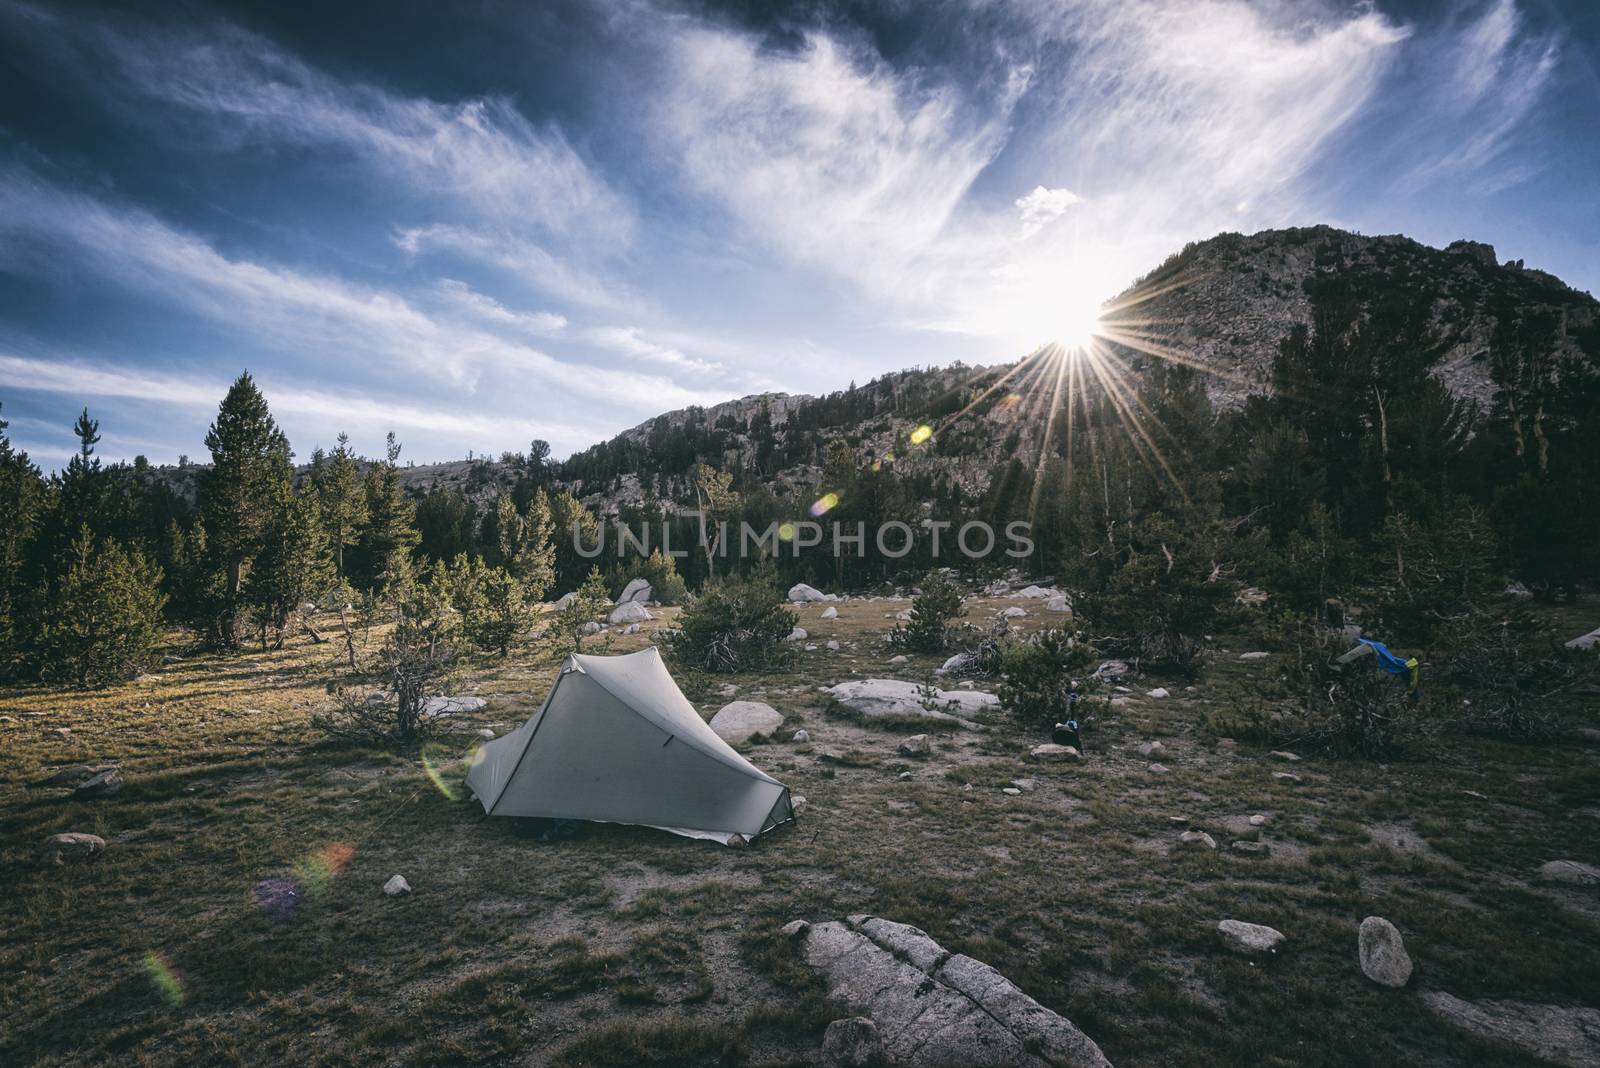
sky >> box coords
[1,0,1596,469]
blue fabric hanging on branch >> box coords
[1356,638,1421,697]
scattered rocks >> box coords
[826,679,997,723]
[43,832,106,864]
[1030,743,1081,762]
[1268,750,1301,762]
[1178,830,1217,850]
[383,874,411,896]
[792,729,810,743]
[897,734,932,757]
[1538,860,1600,885]
[73,768,124,798]
[1137,741,1165,757]
[709,701,785,745]
[1358,917,1412,988]
[795,915,1111,1067]
[1239,651,1271,661]
[1423,992,1600,1068]
[821,1017,883,1067]
[821,606,839,620]
[1217,919,1285,955]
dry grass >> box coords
[2,594,1597,1065]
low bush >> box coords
[996,628,1100,729]
[663,571,796,674]
[888,571,966,653]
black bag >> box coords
[1052,720,1082,749]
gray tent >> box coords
[466,647,793,845]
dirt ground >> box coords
[2,596,1598,1066]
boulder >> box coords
[1358,917,1412,988]
[38,764,116,789]
[1146,687,1169,699]
[820,606,839,620]
[580,621,603,635]
[999,606,1026,620]
[1423,992,1600,1068]
[1504,581,1533,598]
[1002,787,1021,796]
[43,832,106,864]
[383,874,411,896]
[1045,594,1071,614]
[822,1017,883,1067]
[1137,741,1165,758]
[897,734,932,757]
[1538,860,1600,885]
[1148,763,1171,774]
[1030,743,1081,762]
[1178,830,1217,850]
[73,768,124,798]
[785,627,809,642]
[1092,659,1129,679]
[937,652,977,675]
[709,701,784,745]
[826,640,841,651]
[424,696,487,717]
[554,591,577,609]
[826,679,997,724]
[789,583,833,603]
[1564,627,1600,652]
[796,915,1111,1068]
[792,729,810,743]
[1013,585,1054,599]
[607,600,652,625]
[476,728,495,740]
[1236,587,1269,606]
[1010,778,1037,792]
[1248,814,1269,827]
[616,578,652,605]
[888,654,909,665]
[1217,919,1285,955]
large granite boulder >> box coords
[791,916,1110,1067]
[1423,992,1600,1067]
[616,578,652,605]
[607,600,652,625]
[825,680,997,724]
[43,832,106,864]
[790,583,836,603]
[1358,916,1412,988]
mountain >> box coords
[394,225,1599,516]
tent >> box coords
[466,647,794,845]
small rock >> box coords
[784,627,809,642]
[710,701,785,745]
[1217,919,1285,955]
[936,652,976,675]
[1268,750,1301,762]
[826,640,841,651]
[1248,814,1268,827]
[888,655,909,665]
[1030,743,1081,762]
[998,606,1026,620]
[38,764,115,788]
[1178,830,1217,850]
[1148,762,1170,774]
[383,874,411,896]
[476,728,495,740]
[616,578,652,604]
[1272,772,1302,784]
[1093,659,1129,679]
[43,832,106,864]
[1045,594,1071,613]
[1010,778,1037,792]
[1239,651,1271,661]
[792,729,810,743]
[896,771,912,781]
[1358,916,1413,988]
[788,583,832,603]
[1146,687,1170,699]
[820,606,839,620]
[897,734,932,757]
[821,1016,883,1067]
[73,768,124,798]
[1137,740,1165,757]
[781,919,811,939]
[1002,787,1021,796]
[607,600,652,625]
[1230,840,1269,856]
[1538,860,1600,885]
[579,621,602,635]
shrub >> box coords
[663,571,796,674]
[551,567,611,652]
[888,571,966,653]
[997,628,1100,729]
[1276,623,1435,758]
[317,581,458,742]
[1433,605,1572,741]
[41,529,166,688]
[607,549,689,606]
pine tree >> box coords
[355,432,420,592]
[0,405,47,677]
[56,408,104,540]
[550,490,601,593]
[494,490,556,599]
[199,373,292,644]
[244,491,334,650]
[312,432,368,579]
[41,529,167,688]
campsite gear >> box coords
[1339,638,1422,701]
[1053,720,1082,749]
[466,647,794,846]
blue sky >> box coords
[1,0,1595,469]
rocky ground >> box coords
[2,594,1598,1066]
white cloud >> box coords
[581,326,721,374]
[1015,186,1081,237]
[434,279,567,335]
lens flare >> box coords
[809,492,839,517]
[143,951,185,1008]
[421,741,465,801]
[778,522,797,541]
[909,425,932,445]
[293,841,355,896]
[254,876,299,921]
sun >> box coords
[1053,299,1104,353]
